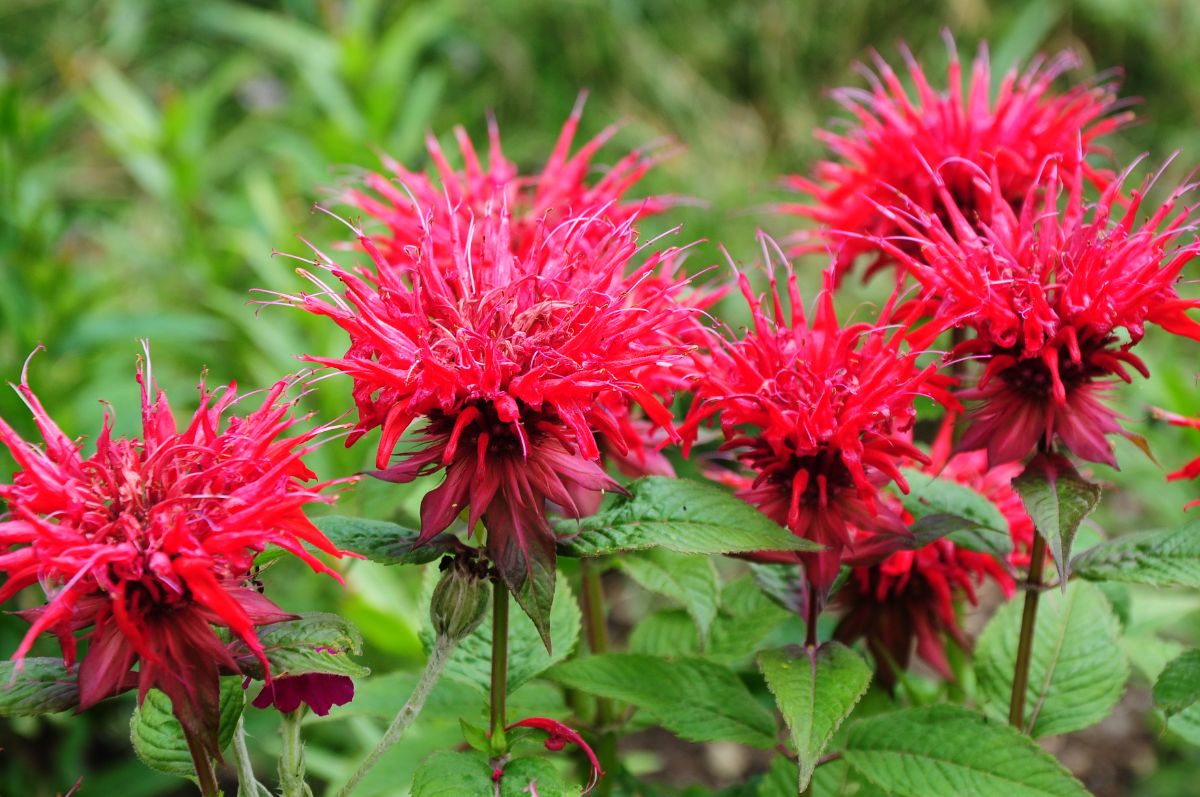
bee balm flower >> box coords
[783,36,1127,281]
[683,245,955,593]
[0,352,349,754]
[280,199,695,642]
[881,159,1200,467]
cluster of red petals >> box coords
[505,717,603,794]
[783,35,1127,281]
[252,671,355,717]
[280,184,697,621]
[683,252,956,591]
[881,159,1200,467]
[836,423,1033,683]
[0,355,348,753]
[345,95,673,270]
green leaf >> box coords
[975,581,1128,737]
[236,613,369,679]
[130,678,244,780]
[758,643,872,791]
[1073,524,1200,588]
[898,468,1013,559]
[1013,454,1101,588]
[1154,649,1200,717]
[410,751,494,797]
[758,756,800,797]
[750,562,805,614]
[494,518,557,651]
[0,658,79,716]
[556,477,820,557]
[547,653,778,748]
[429,571,581,696]
[843,705,1088,797]
[618,549,720,643]
[500,757,568,796]
[314,515,457,566]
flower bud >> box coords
[430,558,489,642]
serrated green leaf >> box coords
[1073,524,1200,588]
[556,477,820,557]
[843,705,1088,797]
[1013,455,1100,588]
[750,562,805,614]
[629,610,700,658]
[130,678,244,780]
[500,757,567,796]
[237,613,369,679]
[410,750,494,797]
[546,653,778,748]
[758,643,872,791]
[425,571,581,696]
[975,581,1128,737]
[0,658,79,716]
[618,549,720,643]
[1154,649,1200,717]
[314,515,457,565]
[899,468,1013,559]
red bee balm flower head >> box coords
[0,352,350,755]
[345,94,673,267]
[882,158,1200,467]
[683,244,956,592]
[836,422,1031,685]
[783,35,1128,281]
[279,196,696,642]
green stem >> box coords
[278,707,312,797]
[232,716,268,797]
[337,635,456,797]
[1009,531,1047,730]
[182,726,219,797]
[581,559,616,796]
[490,579,510,750]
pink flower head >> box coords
[0,350,350,754]
[278,194,697,638]
[880,157,1200,467]
[506,716,603,794]
[683,241,956,592]
[345,94,673,268]
[783,34,1128,281]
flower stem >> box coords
[580,558,616,796]
[805,583,820,648]
[490,579,510,751]
[232,716,269,797]
[181,726,219,797]
[1008,531,1047,730]
[278,707,313,797]
[337,635,457,797]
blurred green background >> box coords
[3,0,1200,795]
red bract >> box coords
[881,158,1200,467]
[683,245,955,593]
[277,196,696,640]
[505,717,603,794]
[0,352,349,754]
[252,672,355,716]
[345,95,672,268]
[783,35,1127,281]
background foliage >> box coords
[2,0,1200,794]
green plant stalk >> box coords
[1008,531,1047,730]
[232,716,269,797]
[337,634,457,797]
[581,558,616,796]
[490,579,510,751]
[181,726,219,797]
[279,707,313,797]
